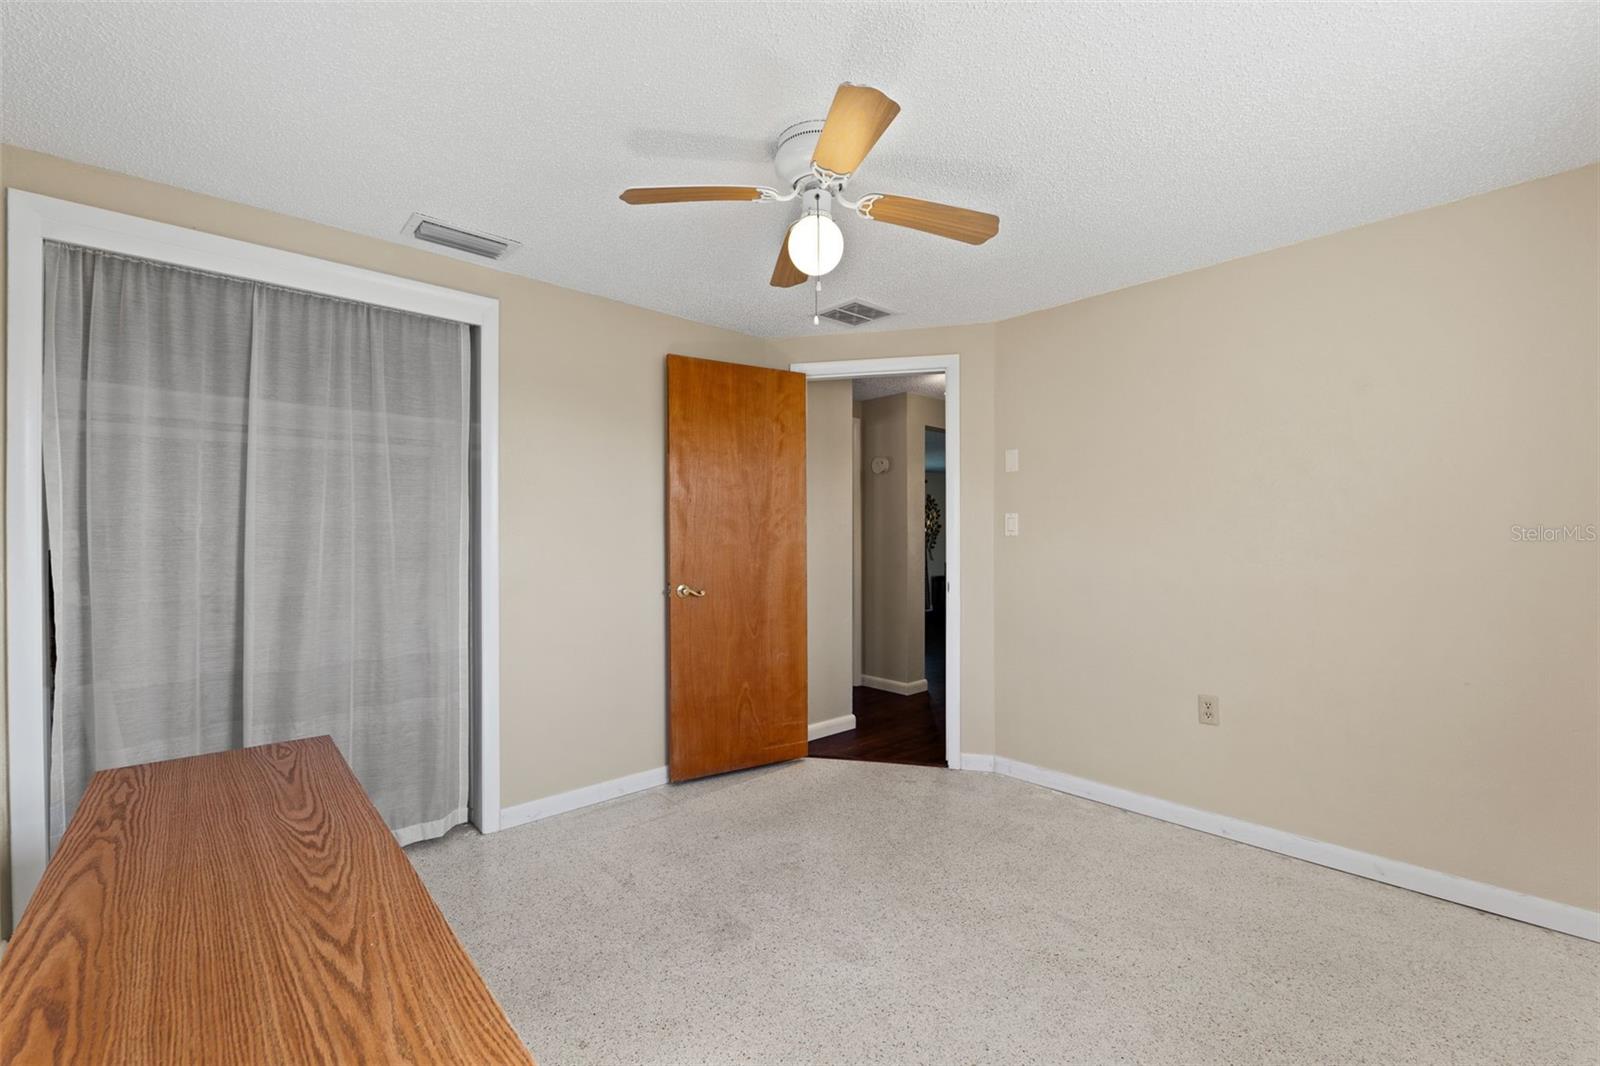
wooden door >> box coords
[667,354,808,782]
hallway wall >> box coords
[805,379,855,727]
[857,392,946,687]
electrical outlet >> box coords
[1198,694,1219,726]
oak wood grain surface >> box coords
[864,195,1000,244]
[770,235,808,287]
[811,84,901,175]
[0,736,533,1065]
[666,354,809,782]
[619,185,764,204]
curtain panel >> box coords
[42,242,471,846]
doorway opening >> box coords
[790,355,961,769]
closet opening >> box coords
[6,192,503,925]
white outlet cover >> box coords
[1004,513,1020,537]
[1005,449,1020,473]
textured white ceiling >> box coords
[3,3,1594,338]
[854,373,946,402]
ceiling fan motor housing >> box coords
[774,120,827,189]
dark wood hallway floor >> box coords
[808,606,945,767]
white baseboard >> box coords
[859,674,928,696]
[500,765,668,830]
[990,757,1600,943]
[959,753,995,772]
[808,714,857,741]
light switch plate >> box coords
[1005,449,1020,473]
[1004,513,1020,537]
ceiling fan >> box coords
[620,83,999,305]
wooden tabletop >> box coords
[0,736,533,1065]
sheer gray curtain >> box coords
[42,242,470,846]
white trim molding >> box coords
[807,714,857,741]
[790,354,962,770]
[959,753,996,772]
[6,190,504,926]
[501,766,668,830]
[991,757,1600,943]
[859,675,928,696]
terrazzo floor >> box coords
[408,758,1598,1066]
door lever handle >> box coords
[674,584,706,599]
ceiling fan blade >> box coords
[619,186,767,205]
[811,84,901,176]
[858,195,999,245]
[770,233,808,288]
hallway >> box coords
[808,605,945,767]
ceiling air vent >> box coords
[402,213,521,261]
[819,301,892,327]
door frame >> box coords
[851,415,862,687]
[5,190,503,925]
[789,354,961,769]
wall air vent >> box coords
[402,212,521,261]
[819,300,893,327]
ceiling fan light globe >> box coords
[786,214,844,277]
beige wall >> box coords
[994,165,1599,910]
[805,379,854,726]
[0,146,791,930]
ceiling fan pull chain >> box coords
[813,209,822,325]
